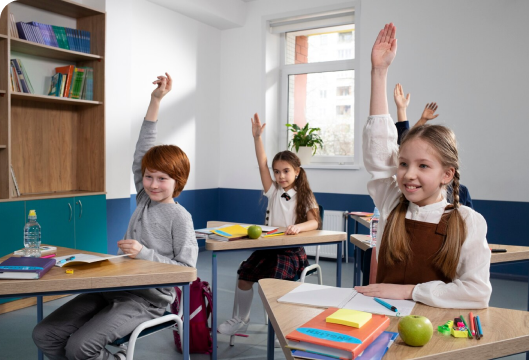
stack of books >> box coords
[49,65,94,100]
[10,59,34,94]
[10,15,91,54]
[195,224,279,241]
[286,307,397,360]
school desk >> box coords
[0,246,197,360]
[258,278,529,360]
[205,221,346,360]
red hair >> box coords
[141,145,190,197]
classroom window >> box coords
[280,21,355,162]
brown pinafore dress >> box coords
[376,208,452,285]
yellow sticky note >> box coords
[326,309,372,328]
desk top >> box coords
[349,215,371,228]
[0,246,197,296]
[349,234,529,263]
[205,221,346,251]
[258,278,529,360]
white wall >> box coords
[218,0,529,202]
[104,0,221,198]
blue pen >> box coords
[57,256,75,265]
[374,297,398,312]
[476,315,483,337]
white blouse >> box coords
[362,114,492,309]
[264,183,298,228]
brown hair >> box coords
[380,125,467,280]
[141,145,190,198]
[272,151,322,229]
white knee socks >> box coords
[236,287,253,323]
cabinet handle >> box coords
[68,203,72,222]
[76,200,83,218]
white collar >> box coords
[408,198,448,213]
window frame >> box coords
[279,35,355,164]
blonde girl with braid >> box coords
[355,23,491,308]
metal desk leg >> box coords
[354,245,362,287]
[336,242,342,287]
[212,252,218,360]
[37,296,43,360]
[267,321,275,360]
[183,284,190,360]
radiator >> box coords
[305,210,347,261]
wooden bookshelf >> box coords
[0,1,106,201]
[11,38,104,62]
[11,92,102,106]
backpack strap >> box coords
[201,281,213,320]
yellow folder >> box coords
[326,308,372,328]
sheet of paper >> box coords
[277,283,355,308]
[54,254,128,267]
[342,290,416,317]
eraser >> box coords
[66,269,74,274]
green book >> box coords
[51,25,69,49]
[69,68,86,99]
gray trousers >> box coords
[32,291,166,360]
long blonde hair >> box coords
[380,125,467,279]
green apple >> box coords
[247,225,262,239]
[398,315,433,347]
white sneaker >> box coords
[218,317,249,336]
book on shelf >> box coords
[0,257,56,280]
[55,65,74,98]
[278,283,416,317]
[48,73,61,96]
[69,67,86,99]
[18,59,35,94]
[10,59,32,94]
[10,165,20,197]
[12,15,91,54]
[286,307,390,360]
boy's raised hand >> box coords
[371,23,397,69]
[420,102,439,121]
[251,113,266,138]
[394,83,410,109]
[151,72,172,100]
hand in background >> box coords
[151,72,172,100]
[355,283,415,300]
[117,239,143,259]
[416,102,439,127]
[251,113,266,138]
[394,83,410,110]
[285,225,301,235]
[371,23,397,70]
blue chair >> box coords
[110,296,183,359]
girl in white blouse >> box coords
[355,23,491,309]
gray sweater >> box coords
[119,119,198,308]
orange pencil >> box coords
[469,312,476,337]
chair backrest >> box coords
[319,204,324,227]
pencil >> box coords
[469,312,475,337]
[459,314,472,338]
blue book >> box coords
[356,331,398,360]
[0,257,56,279]
[15,22,28,40]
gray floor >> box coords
[0,250,527,359]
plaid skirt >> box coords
[237,247,310,282]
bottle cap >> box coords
[373,207,380,218]
[28,209,37,219]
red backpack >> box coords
[171,278,213,354]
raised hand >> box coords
[371,23,397,70]
[151,72,172,100]
[394,83,410,109]
[251,113,266,138]
[420,102,439,122]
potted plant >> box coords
[286,123,324,165]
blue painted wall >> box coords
[106,188,529,280]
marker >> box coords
[374,297,398,312]
[459,314,472,338]
[40,254,56,259]
[469,312,475,336]
[474,317,480,340]
[266,229,279,235]
[57,256,75,265]
[476,315,483,338]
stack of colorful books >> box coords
[49,65,94,100]
[10,59,34,94]
[286,307,398,360]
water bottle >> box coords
[24,210,41,257]
[369,207,380,247]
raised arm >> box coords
[133,73,172,193]
[252,113,273,193]
[370,23,397,116]
[414,102,439,128]
[394,83,409,122]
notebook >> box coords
[286,307,390,359]
[54,254,128,267]
[0,256,56,279]
[278,283,416,317]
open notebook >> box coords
[54,254,128,267]
[278,283,416,317]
